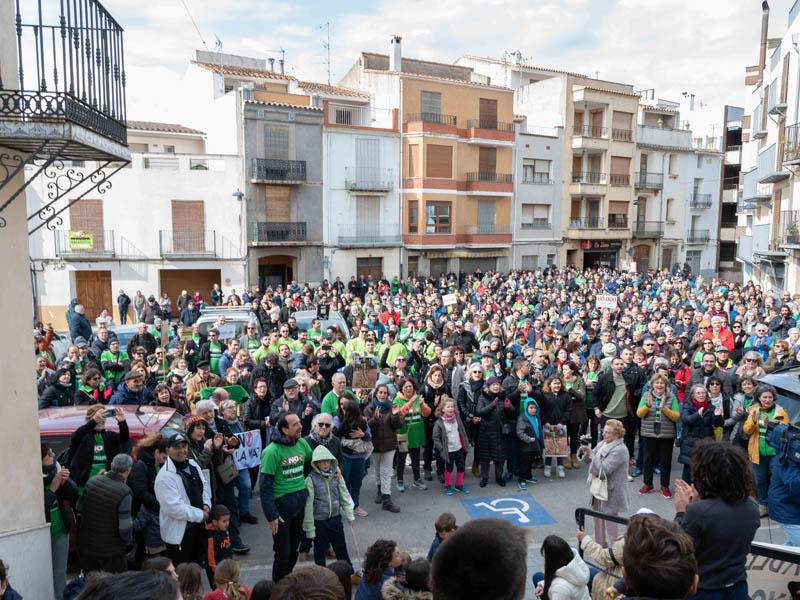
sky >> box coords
[101,0,798,123]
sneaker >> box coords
[232,544,250,554]
[526,477,538,484]
[375,492,384,504]
[298,552,312,562]
[444,486,453,496]
[424,470,433,481]
[518,481,527,490]
[396,480,405,493]
[759,505,769,518]
[627,474,634,482]
[631,467,642,477]
[629,458,637,467]
[354,506,369,517]
[413,479,428,490]
[454,485,470,494]
[438,473,445,484]
[557,466,566,478]
[639,484,654,495]
[504,471,513,481]
[382,499,401,513]
[661,486,672,499]
[543,466,552,478]
[479,478,488,488]
[239,513,258,524]
[654,466,661,475]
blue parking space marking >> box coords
[460,494,557,527]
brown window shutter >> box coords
[479,147,497,173]
[778,120,786,166]
[408,144,419,178]
[171,200,204,252]
[742,115,751,130]
[479,98,497,124]
[408,200,418,233]
[782,53,790,103]
[612,111,632,129]
[608,201,628,215]
[426,145,453,178]
[70,199,104,250]
[265,186,290,221]
[610,156,630,175]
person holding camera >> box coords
[68,404,130,491]
[636,373,680,498]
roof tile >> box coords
[127,120,204,135]
[297,81,370,98]
[191,60,295,81]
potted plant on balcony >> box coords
[786,220,799,245]
[782,135,800,162]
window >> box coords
[408,200,419,233]
[611,111,632,140]
[426,202,451,233]
[128,143,147,153]
[610,156,630,185]
[521,204,550,228]
[357,196,380,225]
[408,144,419,178]
[421,91,442,120]
[719,242,736,262]
[696,154,703,168]
[608,201,629,228]
[668,154,677,175]
[477,199,496,230]
[264,124,289,160]
[164,145,175,154]
[521,254,538,269]
[479,147,497,174]
[666,198,675,222]
[426,145,453,178]
[685,250,701,274]
[171,200,204,252]
[523,159,551,183]
[479,98,498,127]
[546,254,556,266]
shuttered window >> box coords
[266,186,290,222]
[521,254,538,269]
[610,156,630,185]
[408,144,419,177]
[479,147,496,173]
[608,201,628,215]
[171,200,204,252]
[421,91,442,118]
[612,111,632,129]
[70,199,105,251]
[356,195,380,225]
[479,98,498,125]
[477,199,495,227]
[356,138,379,170]
[408,200,418,233]
[264,125,289,160]
[426,145,452,178]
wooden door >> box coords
[171,200,204,252]
[634,245,650,272]
[407,256,419,278]
[69,199,104,252]
[572,155,583,180]
[357,257,383,281]
[75,271,112,321]
[573,111,584,128]
[591,110,603,128]
[640,154,648,174]
[479,98,498,128]
[266,186,291,221]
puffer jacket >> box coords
[546,548,591,600]
[129,446,160,515]
[678,401,724,466]
[364,400,405,453]
[381,577,432,600]
[475,389,515,463]
[742,403,789,464]
[302,445,354,538]
[456,378,484,441]
[39,378,75,409]
[531,388,572,427]
[579,535,624,600]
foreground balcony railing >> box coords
[521,219,551,230]
[465,224,512,235]
[159,230,216,256]
[690,193,713,208]
[1,0,127,145]
[569,217,604,229]
[572,171,606,184]
[251,222,307,243]
[633,221,664,238]
[465,119,514,132]
[784,123,800,165]
[573,125,607,138]
[55,229,115,257]
[522,173,553,184]
[338,224,401,246]
[404,112,457,126]
[327,103,393,129]
[465,172,513,183]
[634,172,664,190]
[687,229,710,243]
[608,215,629,229]
[345,167,394,191]
[251,158,307,183]
[611,128,632,141]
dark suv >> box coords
[756,368,800,426]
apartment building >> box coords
[340,38,515,277]
[513,118,563,269]
[27,122,244,328]
[460,55,640,270]
[738,2,798,292]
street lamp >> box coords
[232,189,249,290]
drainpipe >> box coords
[511,131,518,268]
[758,1,770,85]
[657,151,667,270]
[399,76,405,277]
[239,89,250,289]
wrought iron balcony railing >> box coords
[344,167,393,191]
[159,230,216,256]
[572,171,606,184]
[633,221,664,238]
[687,229,710,243]
[608,215,629,229]
[521,219,551,230]
[251,159,307,183]
[569,217,604,229]
[611,128,632,141]
[634,172,664,190]
[522,173,553,184]
[465,119,514,132]
[55,229,115,257]
[404,112,457,126]
[573,125,607,138]
[1,0,127,145]
[689,193,713,208]
[465,224,512,235]
[251,222,308,243]
[465,172,513,183]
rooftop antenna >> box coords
[595,71,600,79]
[318,22,331,86]
[214,35,223,75]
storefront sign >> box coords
[583,240,622,250]
[68,230,93,250]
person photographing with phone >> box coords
[68,404,129,492]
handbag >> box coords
[587,461,608,501]
[216,454,238,485]
[396,431,409,453]
[342,437,374,456]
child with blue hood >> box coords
[516,397,542,490]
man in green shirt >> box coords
[101,339,129,385]
[321,373,349,416]
[259,411,313,582]
[202,328,224,375]
[595,358,630,421]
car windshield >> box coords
[160,411,186,439]
[293,315,350,340]
[197,318,252,338]
[774,388,800,427]
[114,329,137,350]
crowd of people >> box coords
[21,265,800,599]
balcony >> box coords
[464,172,513,192]
[465,119,514,132]
[783,123,800,166]
[572,172,606,184]
[159,230,216,258]
[634,172,664,190]
[327,103,394,129]
[609,173,630,186]
[463,119,514,143]
[405,112,457,126]
[573,125,607,138]
[569,217,604,229]
[633,221,664,238]
[345,167,394,191]
[611,128,633,142]
[338,224,401,246]
[465,224,512,234]
[737,234,753,264]
[251,222,308,244]
[742,168,772,202]
[608,215,629,229]
[753,106,767,139]
[768,78,787,115]
[521,220,551,230]
[725,145,741,165]
[757,144,790,184]
[778,210,800,247]
[689,193,713,209]
[250,159,307,184]
[687,229,710,244]
[636,125,692,148]
[54,230,115,259]
[521,173,553,185]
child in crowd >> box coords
[381,558,433,600]
[516,397,542,489]
[427,512,457,562]
[303,445,355,568]
[431,398,470,495]
[204,505,233,587]
[204,559,250,600]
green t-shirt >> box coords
[100,349,129,384]
[45,480,66,538]
[89,433,106,480]
[604,377,628,419]
[393,395,425,449]
[244,336,261,352]
[585,372,599,409]
[758,407,777,457]
[260,437,312,499]
[209,342,223,375]
[321,391,343,416]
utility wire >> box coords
[178,0,208,50]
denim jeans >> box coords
[237,468,251,517]
[752,455,775,506]
[52,533,69,600]
[341,456,366,509]
[688,580,748,600]
[781,522,800,546]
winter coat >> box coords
[251,363,287,402]
[242,392,271,445]
[69,313,92,343]
[364,401,405,453]
[76,471,132,558]
[180,307,201,326]
[593,369,633,416]
[546,548,591,600]
[39,379,75,409]
[581,437,630,515]
[302,445,354,537]
[154,456,211,544]
[43,467,79,536]
[580,534,624,600]
[431,414,468,459]
[129,447,160,515]
[186,372,224,408]
[532,388,573,427]
[304,432,345,466]
[678,401,724,466]
[109,382,153,406]
[68,418,130,488]
[475,389,515,463]
[269,393,317,436]
[381,577,433,600]
[768,452,800,525]
[127,332,157,356]
[688,366,733,397]
[516,399,543,454]
[742,404,789,464]
[564,377,587,424]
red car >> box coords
[39,405,186,459]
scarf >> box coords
[309,430,334,447]
[373,396,392,413]
[522,398,540,438]
[691,395,710,411]
[442,413,456,424]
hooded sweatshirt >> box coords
[547,548,591,600]
[302,445,354,537]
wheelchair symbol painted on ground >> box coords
[473,498,532,523]
[460,494,557,527]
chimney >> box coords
[279,59,285,74]
[758,1,769,84]
[390,35,402,72]
[268,58,275,71]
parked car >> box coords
[196,306,262,340]
[292,309,350,340]
[756,368,800,426]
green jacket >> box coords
[303,445,354,538]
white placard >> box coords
[442,293,457,306]
[232,430,262,470]
[596,294,618,311]
[216,323,236,339]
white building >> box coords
[27,122,244,328]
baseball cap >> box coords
[455,320,464,327]
[167,433,188,447]
[124,370,144,381]
[73,336,88,348]
[283,378,299,389]
[715,346,729,353]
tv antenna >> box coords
[318,22,332,85]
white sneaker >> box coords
[543,466,552,477]
[557,466,566,478]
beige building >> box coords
[0,0,129,596]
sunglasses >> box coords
[745,358,757,362]
[317,423,331,429]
